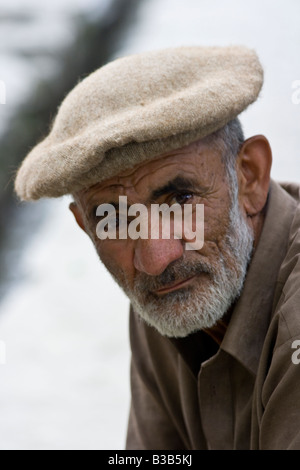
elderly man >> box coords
[15,46,300,450]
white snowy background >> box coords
[0,0,299,450]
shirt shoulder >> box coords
[272,185,300,346]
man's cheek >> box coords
[83,218,99,243]
[203,207,231,242]
[97,243,134,288]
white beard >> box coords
[122,198,254,338]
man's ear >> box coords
[69,201,87,233]
[237,135,272,216]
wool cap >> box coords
[15,45,264,200]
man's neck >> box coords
[202,309,233,345]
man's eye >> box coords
[172,193,194,205]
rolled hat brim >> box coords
[14,45,264,200]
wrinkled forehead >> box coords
[75,138,223,204]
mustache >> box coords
[133,257,215,294]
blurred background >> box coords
[0,0,299,450]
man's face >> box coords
[74,140,254,337]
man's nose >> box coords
[133,238,184,276]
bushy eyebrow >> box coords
[87,175,206,218]
[149,176,201,202]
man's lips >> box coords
[152,275,197,295]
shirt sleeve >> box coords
[126,358,186,450]
[252,318,300,449]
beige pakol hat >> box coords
[15,45,263,201]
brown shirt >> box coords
[125,180,300,450]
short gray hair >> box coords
[202,118,244,201]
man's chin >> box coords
[129,296,224,339]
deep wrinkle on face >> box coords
[78,142,231,247]
[74,140,254,337]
